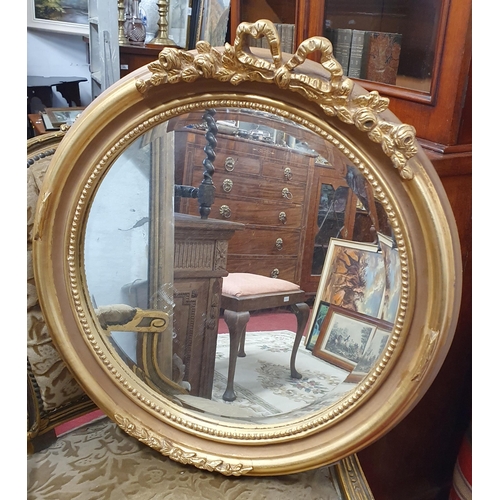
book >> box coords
[247,23,295,54]
[364,31,402,85]
[280,24,295,53]
[331,28,353,75]
[347,30,370,79]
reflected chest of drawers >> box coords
[175,129,316,284]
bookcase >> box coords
[229,1,471,499]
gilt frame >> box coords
[32,20,462,476]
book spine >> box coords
[332,28,352,75]
[348,30,369,79]
[281,24,295,53]
[364,32,402,85]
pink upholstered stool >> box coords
[220,273,310,402]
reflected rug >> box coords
[211,330,350,418]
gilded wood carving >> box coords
[137,19,417,179]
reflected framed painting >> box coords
[378,232,402,324]
[312,311,376,371]
[27,0,89,35]
[305,238,386,348]
[344,327,391,383]
[305,300,330,351]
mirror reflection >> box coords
[84,107,401,424]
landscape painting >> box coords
[28,0,89,35]
[313,311,375,371]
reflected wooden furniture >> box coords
[171,214,243,398]
[175,120,378,295]
[176,127,317,284]
[124,214,244,400]
[220,273,310,402]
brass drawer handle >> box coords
[270,268,280,278]
[224,157,236,172]
[220,205,232,218]
[279,211,287,224]
[275,238,283,250]
[281,187,293,199]
[284,167,293,181]
[222,178,233,192]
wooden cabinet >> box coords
[170,214,243,399]
[175,128,316,284]
[230,0,471,149]
[119,45,165,79]
[127,214,242,400]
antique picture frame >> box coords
[378,232,403,324]
[27,0,89,35]
[45,107,86,127]
[199,0,231,47]
[344,327,392,384]
[305,300,330,351]
[32,20,462,477]
[312,310,376,371]
[305,238,386,348]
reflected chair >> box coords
[220,273,310,402]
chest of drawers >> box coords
[175,129,316,284]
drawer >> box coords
[188,146,263,177]
[215,174,306,204]
[228,227,301,255]
[212,198,304,227]
[226,255,299,283]
[261,159,310,184]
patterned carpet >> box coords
[210,330,352,420]
[27,418,344,499]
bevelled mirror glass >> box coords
[33,20,462,476]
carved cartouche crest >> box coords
[136,19,417,179]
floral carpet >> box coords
[210,330,352,420]
[28,418,344,500]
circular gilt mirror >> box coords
[33,20,462,476]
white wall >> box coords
[27,29,92,107]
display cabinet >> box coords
[230,0,471,149]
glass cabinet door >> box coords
[230,0,298,52]
[323,0,446,93]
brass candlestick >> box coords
[117,0,128,45]
[149,0,176,46]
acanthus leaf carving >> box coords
[114,413,254,476]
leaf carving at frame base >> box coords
[114,413,254,476]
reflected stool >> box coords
[220,273,310,402]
